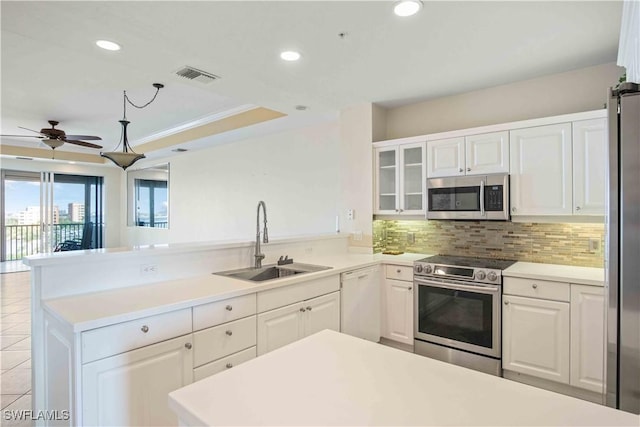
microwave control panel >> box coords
[484,185,504,211]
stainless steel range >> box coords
[413,255,516,376]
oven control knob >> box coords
[475,271,486,280]
[424,265,433,274]
[414,264,423,273]
[487,271,498,282]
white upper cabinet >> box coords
[428,132,509,178]
[465,131,510,175]
[573,118,606,215]
[375,142,425,215]
[427,137,465,177]
[510,123,573,216]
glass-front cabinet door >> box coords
[376,147,398,214]
[400,143,425,214]
[375,142,426,215]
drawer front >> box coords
[193,346,257,381]
[193,315,257,367]
[193,293,257,331]
[257,275,340,313]
[503,277,570,302]
[385,265,413,282]
[81,308,192,364]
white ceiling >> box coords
[0,1,622,157]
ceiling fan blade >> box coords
[64,134,102,141]
[18,126,47,136]
[64,139,103,149]
[0,134,43,138]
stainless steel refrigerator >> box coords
[606,81,640,414]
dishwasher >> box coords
[340,265,381,342]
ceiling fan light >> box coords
[42,138,64,150]
[394,0,422,17]
[96,40,121,51]
[100,151,145,170]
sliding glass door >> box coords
[1,170,104,261]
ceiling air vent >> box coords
[174,66,220,84]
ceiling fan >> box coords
[0,120,103,150]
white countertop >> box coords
[44,253,428,332]
[504,262,605,286]
[168,330,638,426]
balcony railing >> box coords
[3,223,90,261]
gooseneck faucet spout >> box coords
[255,201,268,268]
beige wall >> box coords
[339,104,375,251]
[382,62,623,140]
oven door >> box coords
[427,176,484,220]
[414,277,501,358]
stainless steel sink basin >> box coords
[214,263,332,282]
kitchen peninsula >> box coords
[169,330,638,426]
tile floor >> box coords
[1,272,33,427]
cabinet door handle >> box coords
[226,305,233,311]
[532,284,538,289]
[399,208,404,212]
[397,269,401,273]
[408,287,412,291]
[226,330,233,336]
[511,207,517,213]
[141,325,149,333]
[459,168,463,173]
[467,167,471,172]
[300,307,306,312]
[306,306,313,311]
[184,342,192,350]
[226,363,233,369]
[576,206,581,211]
[504,300,509,305]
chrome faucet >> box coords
[254,201,269,268]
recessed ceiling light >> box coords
[280,51,301,61]
[393,0,422,17]
[96,40,121,51]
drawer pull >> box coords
[225,330,233,336]
[504,300,509,305]
[225,305,233,311]
[397,269,401,273]
[306,306,313,311]
[300,307,306,312]
[184,342,192,350]
[226,363,233,369]
[532,284,538,289]
[140,325,149,333]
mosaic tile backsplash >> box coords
[373,220,605,267]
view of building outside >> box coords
[3,180,88,260]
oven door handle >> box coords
[414,278,499,293]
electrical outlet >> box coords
[347,209,355,220]
[588,238,600,253]
[141,264,158,275]
[407,232,415,244]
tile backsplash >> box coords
[373,220,605,267]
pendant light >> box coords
[100,83,164,170]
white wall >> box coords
[383,62,624,140]
[0,158,123,248]
[138,120,343,245]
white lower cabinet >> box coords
[82,334,194,426]
[570,285,605,393]
[381,265,413,345]
[257,291,340,356]
[503,277,606,397]
[502,294,570,384]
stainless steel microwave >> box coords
[427,174,510,220]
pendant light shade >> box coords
[101,84,163,170]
